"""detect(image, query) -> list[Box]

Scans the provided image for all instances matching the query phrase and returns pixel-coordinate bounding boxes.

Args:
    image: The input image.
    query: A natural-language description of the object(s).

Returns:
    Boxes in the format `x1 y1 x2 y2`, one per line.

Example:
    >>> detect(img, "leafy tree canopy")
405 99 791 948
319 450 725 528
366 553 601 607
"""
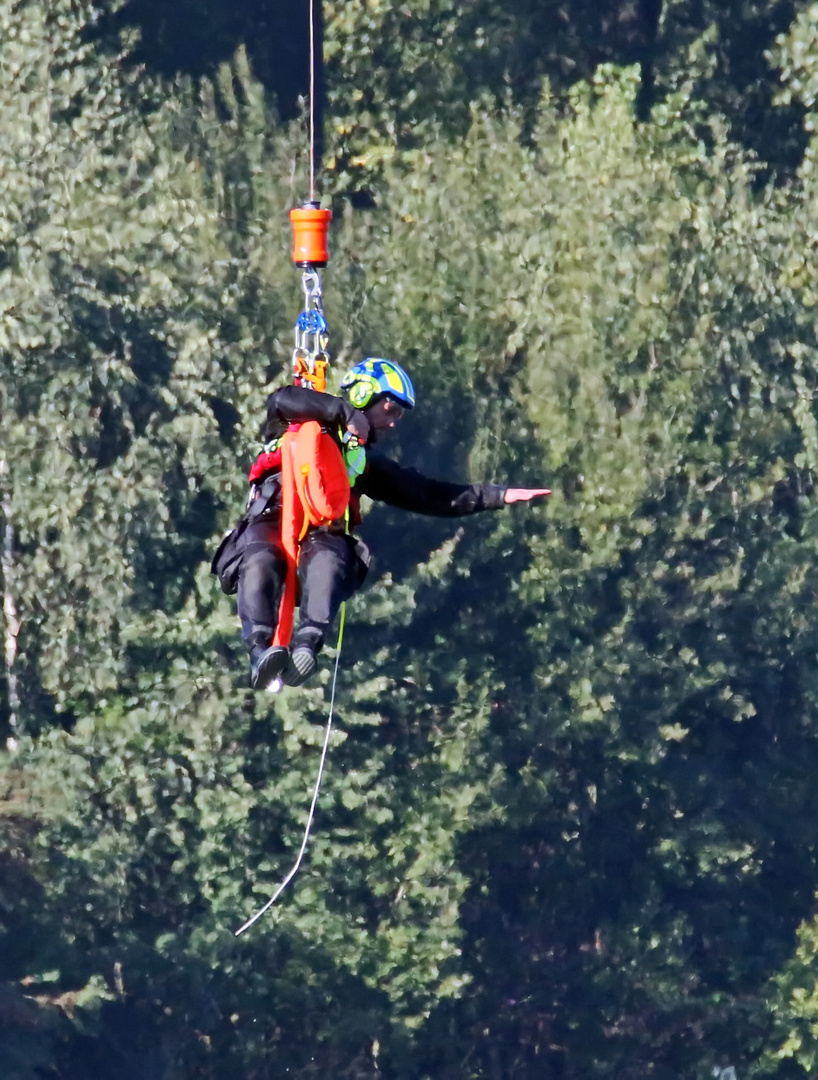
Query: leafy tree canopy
4 1 818 1078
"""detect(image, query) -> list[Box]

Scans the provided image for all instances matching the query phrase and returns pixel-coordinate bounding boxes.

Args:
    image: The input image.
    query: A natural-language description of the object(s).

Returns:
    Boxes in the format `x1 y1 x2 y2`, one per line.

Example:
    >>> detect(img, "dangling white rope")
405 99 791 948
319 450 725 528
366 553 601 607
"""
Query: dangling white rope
234 604 346 936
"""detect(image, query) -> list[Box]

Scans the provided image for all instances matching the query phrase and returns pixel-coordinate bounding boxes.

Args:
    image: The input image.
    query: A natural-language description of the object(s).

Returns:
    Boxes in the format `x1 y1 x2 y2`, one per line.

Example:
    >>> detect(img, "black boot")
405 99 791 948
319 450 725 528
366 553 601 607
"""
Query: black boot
282 627 323 687
250 644 289 690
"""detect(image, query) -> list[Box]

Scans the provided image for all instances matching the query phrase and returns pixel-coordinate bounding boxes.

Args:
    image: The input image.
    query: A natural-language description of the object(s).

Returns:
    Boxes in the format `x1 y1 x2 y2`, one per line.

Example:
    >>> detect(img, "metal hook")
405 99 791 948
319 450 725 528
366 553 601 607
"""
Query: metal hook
301 269 322 308
293 269 330 391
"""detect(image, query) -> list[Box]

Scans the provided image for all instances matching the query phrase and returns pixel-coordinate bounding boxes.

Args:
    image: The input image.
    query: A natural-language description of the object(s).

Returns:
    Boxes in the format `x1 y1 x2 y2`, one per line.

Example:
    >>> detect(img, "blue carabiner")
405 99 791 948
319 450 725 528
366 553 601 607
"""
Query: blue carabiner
296 310 328 335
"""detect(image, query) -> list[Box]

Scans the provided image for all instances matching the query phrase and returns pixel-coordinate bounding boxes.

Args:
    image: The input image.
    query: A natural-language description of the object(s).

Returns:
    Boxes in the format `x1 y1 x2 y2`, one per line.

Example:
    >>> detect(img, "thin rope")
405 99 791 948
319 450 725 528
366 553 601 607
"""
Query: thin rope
234 603 346 937
309 0 316 203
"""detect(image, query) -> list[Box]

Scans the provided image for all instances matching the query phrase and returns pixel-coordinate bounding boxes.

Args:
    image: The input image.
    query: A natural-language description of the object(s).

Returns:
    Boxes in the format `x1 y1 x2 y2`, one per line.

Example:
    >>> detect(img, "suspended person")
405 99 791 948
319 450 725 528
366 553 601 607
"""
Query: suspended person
214 358 550 690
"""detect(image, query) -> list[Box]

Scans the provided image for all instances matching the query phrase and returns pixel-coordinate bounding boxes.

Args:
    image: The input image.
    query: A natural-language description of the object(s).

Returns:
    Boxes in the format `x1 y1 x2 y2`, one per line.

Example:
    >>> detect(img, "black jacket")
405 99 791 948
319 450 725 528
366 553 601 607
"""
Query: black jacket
262 385 507 520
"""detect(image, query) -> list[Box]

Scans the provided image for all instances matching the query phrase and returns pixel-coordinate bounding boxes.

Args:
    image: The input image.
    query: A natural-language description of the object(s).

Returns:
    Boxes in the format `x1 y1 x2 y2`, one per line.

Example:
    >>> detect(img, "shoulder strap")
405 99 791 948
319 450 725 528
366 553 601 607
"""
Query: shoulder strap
246 473 280 522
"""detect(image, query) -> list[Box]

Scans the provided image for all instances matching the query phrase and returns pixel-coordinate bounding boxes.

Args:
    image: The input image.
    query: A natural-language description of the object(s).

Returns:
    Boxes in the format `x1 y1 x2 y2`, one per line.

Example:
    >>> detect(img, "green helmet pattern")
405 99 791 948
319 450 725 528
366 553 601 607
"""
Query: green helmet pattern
340 358 416 410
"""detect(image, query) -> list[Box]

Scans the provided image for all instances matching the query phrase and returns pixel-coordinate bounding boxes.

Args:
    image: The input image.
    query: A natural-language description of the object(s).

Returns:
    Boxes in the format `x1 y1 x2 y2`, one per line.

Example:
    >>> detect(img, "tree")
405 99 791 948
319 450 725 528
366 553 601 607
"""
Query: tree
6 2 818 1077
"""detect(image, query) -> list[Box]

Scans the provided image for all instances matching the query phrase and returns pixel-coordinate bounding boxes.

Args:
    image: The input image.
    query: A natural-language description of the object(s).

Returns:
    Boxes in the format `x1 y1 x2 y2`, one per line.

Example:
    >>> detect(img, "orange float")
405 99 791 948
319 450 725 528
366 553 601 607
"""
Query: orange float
289 202 332 268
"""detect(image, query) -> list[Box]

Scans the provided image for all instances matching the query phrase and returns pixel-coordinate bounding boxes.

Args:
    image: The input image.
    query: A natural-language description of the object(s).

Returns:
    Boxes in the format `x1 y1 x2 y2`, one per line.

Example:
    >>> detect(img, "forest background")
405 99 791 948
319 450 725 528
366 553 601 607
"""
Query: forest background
8 1 818 1077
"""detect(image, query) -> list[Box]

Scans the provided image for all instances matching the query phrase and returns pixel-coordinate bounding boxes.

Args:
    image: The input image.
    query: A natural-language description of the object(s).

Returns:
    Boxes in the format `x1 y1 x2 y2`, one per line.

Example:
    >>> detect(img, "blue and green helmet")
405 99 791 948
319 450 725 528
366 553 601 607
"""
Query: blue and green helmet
340 358 416 410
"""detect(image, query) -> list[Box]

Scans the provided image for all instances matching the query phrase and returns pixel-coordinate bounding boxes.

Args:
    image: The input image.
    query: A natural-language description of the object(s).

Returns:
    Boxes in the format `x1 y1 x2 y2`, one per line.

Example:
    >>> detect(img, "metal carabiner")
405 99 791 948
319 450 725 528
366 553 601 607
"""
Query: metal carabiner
292 268 331 392
301 269 323 311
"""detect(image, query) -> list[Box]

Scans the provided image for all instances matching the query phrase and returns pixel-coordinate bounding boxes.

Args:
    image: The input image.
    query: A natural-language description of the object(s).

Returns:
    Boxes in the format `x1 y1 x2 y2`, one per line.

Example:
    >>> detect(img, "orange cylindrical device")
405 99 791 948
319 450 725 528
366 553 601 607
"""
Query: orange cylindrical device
290 202 332 268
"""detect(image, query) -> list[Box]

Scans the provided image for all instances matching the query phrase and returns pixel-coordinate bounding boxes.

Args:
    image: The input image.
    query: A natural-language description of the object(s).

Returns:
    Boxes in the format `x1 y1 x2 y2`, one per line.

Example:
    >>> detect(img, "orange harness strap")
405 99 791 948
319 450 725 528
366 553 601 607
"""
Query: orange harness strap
272 430 304 649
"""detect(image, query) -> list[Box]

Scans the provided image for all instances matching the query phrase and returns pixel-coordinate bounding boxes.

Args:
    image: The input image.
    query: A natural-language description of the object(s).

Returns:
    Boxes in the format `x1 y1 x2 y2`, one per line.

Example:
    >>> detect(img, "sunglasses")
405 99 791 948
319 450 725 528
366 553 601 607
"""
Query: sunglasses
382 397 405 418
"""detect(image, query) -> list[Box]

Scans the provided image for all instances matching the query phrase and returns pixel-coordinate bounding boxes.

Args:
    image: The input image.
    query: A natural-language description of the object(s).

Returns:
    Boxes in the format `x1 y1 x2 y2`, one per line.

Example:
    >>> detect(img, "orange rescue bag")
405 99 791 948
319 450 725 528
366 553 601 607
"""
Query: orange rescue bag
292 421 350 528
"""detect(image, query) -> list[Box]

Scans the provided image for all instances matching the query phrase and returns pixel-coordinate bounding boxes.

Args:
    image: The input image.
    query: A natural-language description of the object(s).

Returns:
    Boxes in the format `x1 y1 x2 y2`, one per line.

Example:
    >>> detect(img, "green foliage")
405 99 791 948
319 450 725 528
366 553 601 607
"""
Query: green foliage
0 0 303 728
324 0 810 191
318 64 818 1077
652 0 807 175
6 2 818 1079
758 915 818 1076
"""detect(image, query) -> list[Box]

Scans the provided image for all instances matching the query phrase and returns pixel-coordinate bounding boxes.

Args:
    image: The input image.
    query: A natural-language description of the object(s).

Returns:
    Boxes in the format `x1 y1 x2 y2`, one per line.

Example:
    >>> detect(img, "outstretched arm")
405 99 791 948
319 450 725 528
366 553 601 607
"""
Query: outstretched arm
360 456 550 517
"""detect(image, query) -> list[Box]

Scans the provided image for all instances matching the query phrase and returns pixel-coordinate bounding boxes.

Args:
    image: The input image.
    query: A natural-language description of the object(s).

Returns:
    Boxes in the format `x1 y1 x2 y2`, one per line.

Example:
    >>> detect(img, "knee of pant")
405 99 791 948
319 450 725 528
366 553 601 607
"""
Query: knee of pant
299 546 357 593
241 545 284 587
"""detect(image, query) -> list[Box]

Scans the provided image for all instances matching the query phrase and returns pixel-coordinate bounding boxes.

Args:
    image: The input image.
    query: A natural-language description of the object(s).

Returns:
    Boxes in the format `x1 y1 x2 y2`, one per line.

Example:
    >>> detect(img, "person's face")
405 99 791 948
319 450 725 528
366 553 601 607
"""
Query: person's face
366 396 405 436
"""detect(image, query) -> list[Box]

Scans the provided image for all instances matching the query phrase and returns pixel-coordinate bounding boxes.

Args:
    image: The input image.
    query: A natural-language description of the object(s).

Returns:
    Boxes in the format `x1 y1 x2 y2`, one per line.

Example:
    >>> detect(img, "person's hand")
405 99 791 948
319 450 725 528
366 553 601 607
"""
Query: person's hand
504 488 551 504
346 410 370 443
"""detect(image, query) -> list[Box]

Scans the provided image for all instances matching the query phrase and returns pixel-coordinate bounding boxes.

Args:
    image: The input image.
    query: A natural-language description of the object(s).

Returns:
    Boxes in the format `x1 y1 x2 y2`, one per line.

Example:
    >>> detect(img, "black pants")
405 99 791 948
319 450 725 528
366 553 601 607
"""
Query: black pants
237 520 368 653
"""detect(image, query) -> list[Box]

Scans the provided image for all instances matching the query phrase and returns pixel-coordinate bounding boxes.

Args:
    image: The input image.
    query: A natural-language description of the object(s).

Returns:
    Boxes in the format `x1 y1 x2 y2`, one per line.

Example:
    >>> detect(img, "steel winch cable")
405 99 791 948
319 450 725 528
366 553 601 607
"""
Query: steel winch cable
309 0 317 203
